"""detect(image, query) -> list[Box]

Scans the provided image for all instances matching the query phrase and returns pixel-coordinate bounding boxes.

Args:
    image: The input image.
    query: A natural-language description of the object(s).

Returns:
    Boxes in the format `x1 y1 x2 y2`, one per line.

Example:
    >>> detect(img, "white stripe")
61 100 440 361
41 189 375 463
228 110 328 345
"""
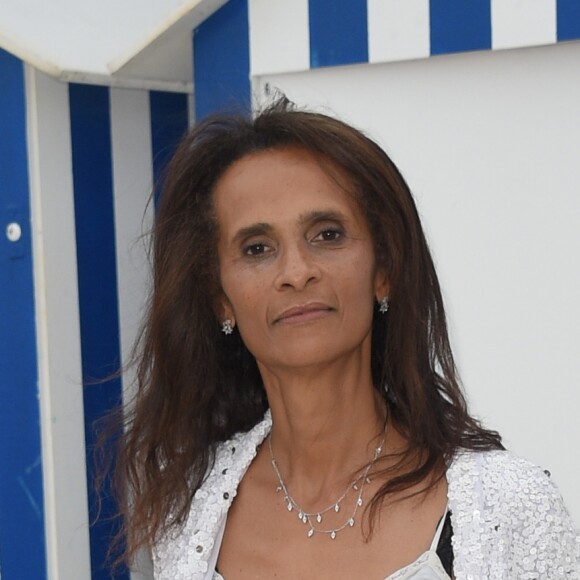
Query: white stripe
368 0 430 64
110 88 154 408
25 65 91 580
249 0 310 76
491 0 556 50
110 87 155 580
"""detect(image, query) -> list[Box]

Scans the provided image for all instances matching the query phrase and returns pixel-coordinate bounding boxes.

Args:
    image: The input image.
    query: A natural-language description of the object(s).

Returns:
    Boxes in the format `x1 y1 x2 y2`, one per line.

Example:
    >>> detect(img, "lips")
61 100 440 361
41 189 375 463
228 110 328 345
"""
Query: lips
274 302 333 325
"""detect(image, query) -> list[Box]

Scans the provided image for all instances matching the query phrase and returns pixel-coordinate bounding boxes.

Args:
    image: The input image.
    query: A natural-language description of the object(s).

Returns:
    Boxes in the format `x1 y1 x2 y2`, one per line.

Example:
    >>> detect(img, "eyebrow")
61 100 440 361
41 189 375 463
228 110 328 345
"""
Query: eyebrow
232 223 273 245
299 210 347 225
231 209 348 245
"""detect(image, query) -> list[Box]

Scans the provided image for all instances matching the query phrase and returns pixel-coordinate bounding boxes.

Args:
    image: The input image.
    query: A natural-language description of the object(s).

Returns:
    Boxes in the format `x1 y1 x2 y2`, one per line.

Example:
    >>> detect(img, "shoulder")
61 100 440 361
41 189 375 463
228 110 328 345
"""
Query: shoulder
449 449 576 515
153 412 272 580
449 448 554 493
448 449 580 578
448 448 577 528
209 411 273 497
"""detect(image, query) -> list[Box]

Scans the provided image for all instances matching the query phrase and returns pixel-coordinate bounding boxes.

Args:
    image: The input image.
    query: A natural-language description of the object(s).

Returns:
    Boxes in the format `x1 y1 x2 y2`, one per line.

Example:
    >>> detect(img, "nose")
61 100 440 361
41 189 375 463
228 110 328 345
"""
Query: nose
274 242 321 291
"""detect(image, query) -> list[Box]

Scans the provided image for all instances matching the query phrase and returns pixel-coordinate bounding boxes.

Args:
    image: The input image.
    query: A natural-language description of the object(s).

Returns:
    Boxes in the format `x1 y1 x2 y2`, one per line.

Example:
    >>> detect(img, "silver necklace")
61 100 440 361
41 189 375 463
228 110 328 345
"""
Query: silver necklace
268 428 387 540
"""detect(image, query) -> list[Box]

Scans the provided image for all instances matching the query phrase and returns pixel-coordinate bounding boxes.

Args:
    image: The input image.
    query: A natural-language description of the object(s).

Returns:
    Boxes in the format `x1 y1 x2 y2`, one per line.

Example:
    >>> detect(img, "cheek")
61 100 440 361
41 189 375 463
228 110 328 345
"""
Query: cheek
228 284 273 363
222 267 269 326
338 254 377 301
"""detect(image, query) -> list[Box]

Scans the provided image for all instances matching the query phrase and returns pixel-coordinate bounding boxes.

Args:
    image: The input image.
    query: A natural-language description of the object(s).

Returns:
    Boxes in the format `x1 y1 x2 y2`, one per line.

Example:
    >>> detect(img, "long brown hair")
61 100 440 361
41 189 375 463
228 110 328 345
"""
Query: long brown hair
113 98 502 564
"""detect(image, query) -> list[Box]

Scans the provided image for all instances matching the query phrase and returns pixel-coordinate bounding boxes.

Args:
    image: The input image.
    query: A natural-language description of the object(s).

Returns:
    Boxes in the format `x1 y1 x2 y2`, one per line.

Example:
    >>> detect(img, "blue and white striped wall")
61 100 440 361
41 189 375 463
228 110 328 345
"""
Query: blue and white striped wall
1 48 189 579
249 0 580 75
194 0 580 119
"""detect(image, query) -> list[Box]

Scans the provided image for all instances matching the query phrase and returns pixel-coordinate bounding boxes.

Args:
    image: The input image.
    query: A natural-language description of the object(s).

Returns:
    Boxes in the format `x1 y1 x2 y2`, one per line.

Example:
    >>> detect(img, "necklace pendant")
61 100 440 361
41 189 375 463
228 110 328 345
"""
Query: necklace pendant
269 422 389 545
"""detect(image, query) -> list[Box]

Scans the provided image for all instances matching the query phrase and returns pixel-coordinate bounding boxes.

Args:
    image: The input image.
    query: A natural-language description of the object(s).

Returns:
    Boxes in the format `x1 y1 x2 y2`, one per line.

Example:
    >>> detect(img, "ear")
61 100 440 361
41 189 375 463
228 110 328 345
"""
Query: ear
374 268 390 303
217 292 236 327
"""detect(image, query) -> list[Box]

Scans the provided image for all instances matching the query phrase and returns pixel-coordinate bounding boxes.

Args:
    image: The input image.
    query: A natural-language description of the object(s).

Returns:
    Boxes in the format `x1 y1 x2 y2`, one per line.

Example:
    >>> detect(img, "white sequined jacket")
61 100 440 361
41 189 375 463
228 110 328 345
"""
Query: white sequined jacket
153 411 580 579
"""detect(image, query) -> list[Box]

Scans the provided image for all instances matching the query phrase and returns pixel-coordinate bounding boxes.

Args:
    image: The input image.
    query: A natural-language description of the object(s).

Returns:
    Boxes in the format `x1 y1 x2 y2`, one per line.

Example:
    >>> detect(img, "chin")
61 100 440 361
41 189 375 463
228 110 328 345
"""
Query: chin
264 338 367 371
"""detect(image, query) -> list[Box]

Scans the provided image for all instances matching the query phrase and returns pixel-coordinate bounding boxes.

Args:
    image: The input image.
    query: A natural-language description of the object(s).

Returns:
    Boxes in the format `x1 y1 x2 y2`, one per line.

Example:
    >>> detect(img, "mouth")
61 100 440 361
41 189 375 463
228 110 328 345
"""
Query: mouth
274 303 334 325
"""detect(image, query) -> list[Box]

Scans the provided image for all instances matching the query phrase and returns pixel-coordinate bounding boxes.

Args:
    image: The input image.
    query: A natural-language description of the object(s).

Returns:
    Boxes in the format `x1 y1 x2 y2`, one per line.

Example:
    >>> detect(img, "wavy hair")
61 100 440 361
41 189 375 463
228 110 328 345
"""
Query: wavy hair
112 98 502 565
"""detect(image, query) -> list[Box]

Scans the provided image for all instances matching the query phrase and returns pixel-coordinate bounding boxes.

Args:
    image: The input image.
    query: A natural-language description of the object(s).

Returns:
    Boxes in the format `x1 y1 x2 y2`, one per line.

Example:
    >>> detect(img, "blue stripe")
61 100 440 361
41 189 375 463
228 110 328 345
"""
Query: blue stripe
150 90 189 205
557 0 580 41
430 0 492 55
0 48 47 580
309 0 368 68
193 0 250 120
69 84 128 580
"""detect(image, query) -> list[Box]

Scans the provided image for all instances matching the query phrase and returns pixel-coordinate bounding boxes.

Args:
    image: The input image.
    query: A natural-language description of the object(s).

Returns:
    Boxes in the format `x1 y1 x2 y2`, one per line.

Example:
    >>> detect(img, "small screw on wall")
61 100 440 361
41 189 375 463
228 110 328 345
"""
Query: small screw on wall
6 222 22 242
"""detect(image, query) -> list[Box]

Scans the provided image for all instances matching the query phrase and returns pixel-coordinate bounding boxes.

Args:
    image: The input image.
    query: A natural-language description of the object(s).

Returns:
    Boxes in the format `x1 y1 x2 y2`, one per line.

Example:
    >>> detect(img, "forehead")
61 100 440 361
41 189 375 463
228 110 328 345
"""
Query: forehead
212 148 365 233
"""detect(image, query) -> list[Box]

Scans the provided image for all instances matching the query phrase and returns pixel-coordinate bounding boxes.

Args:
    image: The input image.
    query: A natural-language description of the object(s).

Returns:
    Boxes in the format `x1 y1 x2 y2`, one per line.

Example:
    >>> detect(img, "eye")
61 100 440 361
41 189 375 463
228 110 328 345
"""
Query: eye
313 228 343 242
243 242 270 256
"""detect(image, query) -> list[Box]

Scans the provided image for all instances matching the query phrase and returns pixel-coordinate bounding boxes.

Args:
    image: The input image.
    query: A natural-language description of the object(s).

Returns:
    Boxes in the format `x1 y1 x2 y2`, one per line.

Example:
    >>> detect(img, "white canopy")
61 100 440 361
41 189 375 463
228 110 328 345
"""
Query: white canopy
0 0 228 90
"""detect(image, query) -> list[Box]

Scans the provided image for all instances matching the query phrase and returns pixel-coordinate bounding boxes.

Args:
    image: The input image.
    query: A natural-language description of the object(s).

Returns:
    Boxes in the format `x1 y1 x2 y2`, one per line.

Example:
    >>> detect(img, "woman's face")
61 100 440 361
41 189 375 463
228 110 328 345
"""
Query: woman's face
214 147 388 371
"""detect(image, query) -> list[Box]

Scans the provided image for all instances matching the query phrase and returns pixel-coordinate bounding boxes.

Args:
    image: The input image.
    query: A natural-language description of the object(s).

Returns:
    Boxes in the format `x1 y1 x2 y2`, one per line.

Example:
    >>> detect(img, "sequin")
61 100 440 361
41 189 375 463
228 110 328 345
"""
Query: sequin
447 450 580 579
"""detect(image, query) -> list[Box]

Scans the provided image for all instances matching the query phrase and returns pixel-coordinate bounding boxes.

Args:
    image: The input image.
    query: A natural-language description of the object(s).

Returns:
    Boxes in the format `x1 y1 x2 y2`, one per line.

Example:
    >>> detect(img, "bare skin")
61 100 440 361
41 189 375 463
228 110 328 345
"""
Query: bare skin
214 148 448 579
219 431 447 579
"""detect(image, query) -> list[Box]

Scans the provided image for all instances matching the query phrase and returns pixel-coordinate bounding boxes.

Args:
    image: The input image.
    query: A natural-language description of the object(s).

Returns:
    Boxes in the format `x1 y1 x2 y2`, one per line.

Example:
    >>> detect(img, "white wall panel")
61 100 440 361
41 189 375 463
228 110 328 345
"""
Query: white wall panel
255 41 580 524
492 0 556 50
110 86 155 580
26 66 91 580
249 0 310 76
368 0 430 63
110 87 154 402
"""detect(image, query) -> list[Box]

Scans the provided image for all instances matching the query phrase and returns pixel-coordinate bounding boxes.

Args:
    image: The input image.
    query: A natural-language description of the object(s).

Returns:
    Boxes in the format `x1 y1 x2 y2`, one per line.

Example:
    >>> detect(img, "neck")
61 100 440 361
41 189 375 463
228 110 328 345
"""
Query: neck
258 354 387 505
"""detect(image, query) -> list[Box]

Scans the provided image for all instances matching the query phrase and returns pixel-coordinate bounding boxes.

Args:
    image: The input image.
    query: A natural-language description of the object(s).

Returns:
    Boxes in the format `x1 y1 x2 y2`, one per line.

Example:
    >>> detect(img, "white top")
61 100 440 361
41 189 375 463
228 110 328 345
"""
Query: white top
153 411 580 579
212 508 451 580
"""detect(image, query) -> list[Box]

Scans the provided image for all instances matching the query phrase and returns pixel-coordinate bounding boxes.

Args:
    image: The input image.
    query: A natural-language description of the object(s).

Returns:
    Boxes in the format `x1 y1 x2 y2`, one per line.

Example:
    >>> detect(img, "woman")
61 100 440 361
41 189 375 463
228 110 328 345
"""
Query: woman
115 99 579 579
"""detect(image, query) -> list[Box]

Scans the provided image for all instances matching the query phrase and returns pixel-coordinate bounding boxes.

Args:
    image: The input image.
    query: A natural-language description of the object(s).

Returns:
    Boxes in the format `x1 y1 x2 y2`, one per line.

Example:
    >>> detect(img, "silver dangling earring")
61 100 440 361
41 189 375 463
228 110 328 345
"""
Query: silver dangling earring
221 319 234 335
379 296 389 313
